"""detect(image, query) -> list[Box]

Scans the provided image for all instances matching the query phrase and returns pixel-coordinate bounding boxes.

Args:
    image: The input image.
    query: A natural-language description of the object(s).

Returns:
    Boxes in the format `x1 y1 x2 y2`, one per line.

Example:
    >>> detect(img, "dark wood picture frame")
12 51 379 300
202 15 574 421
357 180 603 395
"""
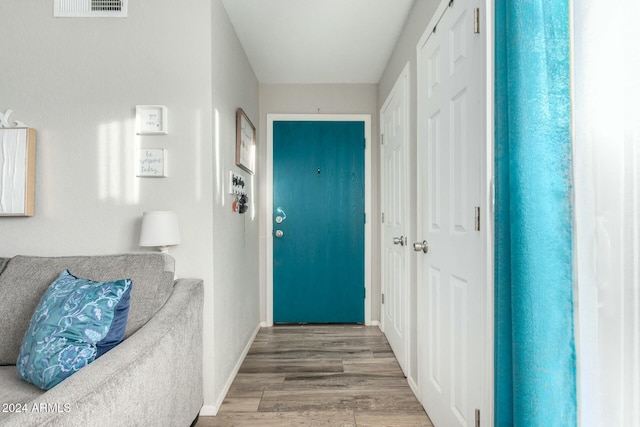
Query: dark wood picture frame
236 108 256 174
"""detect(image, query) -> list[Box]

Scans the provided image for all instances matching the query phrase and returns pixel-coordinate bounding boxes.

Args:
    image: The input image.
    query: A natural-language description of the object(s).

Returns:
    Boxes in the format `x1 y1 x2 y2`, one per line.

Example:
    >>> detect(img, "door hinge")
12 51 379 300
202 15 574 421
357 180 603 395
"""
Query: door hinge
475 206 480 231
364 213 367 224
364 138 367 149
475 409 480 427
381 212 385 223
382 293 385 304
381 134 384 145
474 8 480 34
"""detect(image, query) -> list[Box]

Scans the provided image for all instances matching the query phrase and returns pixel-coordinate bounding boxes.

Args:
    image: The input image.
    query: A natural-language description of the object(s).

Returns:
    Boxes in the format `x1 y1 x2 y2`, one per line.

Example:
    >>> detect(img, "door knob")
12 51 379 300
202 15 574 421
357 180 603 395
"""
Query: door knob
393 236 407 246
413 240 429 253
275 230 284 238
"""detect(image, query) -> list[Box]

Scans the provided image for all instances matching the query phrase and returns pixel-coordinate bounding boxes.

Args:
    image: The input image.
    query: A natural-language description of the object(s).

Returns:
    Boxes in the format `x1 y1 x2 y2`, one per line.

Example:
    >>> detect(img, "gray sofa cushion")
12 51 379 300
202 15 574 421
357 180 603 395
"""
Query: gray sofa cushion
0 366 43 408
0 253 175 365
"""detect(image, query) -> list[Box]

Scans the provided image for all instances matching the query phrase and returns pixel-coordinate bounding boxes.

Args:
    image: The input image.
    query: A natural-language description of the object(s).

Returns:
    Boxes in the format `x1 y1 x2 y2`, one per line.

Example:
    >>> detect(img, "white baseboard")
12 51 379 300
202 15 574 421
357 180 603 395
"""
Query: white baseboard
199 405 217 417
368 320 380 327
201 322 262 416
408 376 420 401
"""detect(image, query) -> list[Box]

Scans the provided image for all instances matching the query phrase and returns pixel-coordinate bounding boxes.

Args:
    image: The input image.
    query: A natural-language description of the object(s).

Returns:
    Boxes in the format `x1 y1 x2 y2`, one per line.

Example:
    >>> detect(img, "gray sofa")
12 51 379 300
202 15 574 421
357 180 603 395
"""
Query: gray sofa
0 253 203 427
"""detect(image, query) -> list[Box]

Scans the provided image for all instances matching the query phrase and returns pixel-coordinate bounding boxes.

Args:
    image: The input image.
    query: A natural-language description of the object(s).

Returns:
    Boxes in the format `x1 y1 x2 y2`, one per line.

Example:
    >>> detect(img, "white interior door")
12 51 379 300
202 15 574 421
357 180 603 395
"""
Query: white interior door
380 63 410 375
416 1 486 426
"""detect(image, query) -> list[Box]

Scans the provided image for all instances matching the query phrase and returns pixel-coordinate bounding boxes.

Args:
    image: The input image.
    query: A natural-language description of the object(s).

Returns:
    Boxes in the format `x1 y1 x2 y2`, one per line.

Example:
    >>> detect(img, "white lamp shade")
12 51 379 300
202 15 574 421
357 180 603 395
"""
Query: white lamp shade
139 211 181 250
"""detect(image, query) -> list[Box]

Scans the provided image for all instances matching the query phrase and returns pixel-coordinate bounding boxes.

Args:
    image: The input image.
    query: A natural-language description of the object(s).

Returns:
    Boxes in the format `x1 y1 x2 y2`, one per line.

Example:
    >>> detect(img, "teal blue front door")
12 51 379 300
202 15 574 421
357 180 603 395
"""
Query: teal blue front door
273 121 365 323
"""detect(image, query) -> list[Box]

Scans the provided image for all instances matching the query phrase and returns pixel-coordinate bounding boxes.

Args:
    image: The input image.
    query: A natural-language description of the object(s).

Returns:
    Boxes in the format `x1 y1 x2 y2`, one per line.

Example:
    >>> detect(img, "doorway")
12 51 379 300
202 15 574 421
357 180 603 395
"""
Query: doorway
266 114 373 326
272 120 365 323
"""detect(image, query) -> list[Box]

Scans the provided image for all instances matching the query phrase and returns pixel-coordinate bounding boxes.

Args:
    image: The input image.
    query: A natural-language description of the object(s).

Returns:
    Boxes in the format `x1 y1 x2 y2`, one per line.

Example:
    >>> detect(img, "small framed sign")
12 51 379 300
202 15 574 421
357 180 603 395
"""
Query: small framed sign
137 148 167 177
236 108 256 174
136 105 168 135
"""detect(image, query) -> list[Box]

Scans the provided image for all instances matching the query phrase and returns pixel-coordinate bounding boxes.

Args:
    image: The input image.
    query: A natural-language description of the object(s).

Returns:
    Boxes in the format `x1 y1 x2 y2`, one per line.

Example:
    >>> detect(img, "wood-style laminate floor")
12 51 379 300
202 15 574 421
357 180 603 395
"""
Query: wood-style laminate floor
196 325 433 427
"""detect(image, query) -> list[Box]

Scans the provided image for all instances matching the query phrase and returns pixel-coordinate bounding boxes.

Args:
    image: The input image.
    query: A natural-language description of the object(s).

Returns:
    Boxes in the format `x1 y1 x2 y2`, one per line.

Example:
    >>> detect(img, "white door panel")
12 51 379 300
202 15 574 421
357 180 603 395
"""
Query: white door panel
417 1 486 426
380 64 410 375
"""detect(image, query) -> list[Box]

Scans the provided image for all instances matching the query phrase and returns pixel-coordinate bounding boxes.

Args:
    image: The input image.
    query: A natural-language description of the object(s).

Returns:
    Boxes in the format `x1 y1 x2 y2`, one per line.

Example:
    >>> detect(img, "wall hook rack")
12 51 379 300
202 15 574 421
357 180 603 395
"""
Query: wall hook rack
228 170 249 214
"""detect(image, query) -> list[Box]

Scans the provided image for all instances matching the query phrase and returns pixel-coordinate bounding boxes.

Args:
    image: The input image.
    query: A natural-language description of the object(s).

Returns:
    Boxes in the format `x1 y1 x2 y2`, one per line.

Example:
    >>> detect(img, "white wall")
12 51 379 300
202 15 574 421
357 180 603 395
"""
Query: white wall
209 0 260 414
257 84 379 322
377 0 439 390
0 0 260 414
574 1 640 425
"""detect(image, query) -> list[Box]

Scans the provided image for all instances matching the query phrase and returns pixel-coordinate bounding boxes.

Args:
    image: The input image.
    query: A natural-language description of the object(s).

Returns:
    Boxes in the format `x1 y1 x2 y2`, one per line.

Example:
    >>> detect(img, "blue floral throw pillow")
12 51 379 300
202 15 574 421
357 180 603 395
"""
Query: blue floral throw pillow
17 270 132 390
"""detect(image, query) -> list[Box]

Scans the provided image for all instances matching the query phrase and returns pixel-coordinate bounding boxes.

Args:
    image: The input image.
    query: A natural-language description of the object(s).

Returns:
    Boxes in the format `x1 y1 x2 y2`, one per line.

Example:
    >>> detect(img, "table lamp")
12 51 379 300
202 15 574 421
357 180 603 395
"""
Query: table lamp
139 211 181 253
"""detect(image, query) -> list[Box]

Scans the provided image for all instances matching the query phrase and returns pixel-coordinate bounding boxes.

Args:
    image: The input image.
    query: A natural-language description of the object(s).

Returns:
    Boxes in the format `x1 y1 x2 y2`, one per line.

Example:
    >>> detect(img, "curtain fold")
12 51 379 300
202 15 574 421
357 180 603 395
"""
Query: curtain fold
495 1 577 426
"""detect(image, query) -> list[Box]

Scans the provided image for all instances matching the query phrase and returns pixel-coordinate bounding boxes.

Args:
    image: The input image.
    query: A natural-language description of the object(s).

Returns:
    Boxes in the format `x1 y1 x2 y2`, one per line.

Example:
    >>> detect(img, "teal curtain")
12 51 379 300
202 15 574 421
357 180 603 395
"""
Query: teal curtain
495 1 577 426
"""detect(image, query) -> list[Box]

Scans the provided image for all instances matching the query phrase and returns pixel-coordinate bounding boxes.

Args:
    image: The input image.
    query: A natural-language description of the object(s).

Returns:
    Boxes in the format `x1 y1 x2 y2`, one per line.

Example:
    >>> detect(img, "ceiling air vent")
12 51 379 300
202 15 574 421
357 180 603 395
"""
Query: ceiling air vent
54 0 128 18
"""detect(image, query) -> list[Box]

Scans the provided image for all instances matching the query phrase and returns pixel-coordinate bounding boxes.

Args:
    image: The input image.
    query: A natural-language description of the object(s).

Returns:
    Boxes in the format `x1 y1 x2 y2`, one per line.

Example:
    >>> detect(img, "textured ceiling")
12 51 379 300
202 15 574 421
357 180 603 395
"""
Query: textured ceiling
221 0 415 84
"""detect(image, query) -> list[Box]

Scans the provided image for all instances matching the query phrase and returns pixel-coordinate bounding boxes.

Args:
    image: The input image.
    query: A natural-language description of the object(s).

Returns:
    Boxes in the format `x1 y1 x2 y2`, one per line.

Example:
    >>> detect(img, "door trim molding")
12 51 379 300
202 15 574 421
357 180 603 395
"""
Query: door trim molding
265 114 372 326
484 1 495 424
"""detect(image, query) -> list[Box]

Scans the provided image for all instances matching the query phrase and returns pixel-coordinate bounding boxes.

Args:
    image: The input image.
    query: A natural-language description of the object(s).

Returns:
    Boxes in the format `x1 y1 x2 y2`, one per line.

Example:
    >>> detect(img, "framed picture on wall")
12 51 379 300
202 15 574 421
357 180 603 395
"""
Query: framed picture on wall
236 108 256 174
136 105 168 135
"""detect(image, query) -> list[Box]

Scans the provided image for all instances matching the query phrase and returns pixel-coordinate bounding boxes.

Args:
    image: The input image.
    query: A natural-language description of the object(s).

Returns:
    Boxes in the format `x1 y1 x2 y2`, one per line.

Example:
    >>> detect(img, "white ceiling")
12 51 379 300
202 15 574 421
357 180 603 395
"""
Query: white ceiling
221 0 415 84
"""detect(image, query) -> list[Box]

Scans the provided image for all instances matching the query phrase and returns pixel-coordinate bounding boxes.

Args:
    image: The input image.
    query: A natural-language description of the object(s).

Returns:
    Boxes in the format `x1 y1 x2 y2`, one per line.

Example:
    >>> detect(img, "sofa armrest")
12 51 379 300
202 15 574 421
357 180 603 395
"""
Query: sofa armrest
2 278 204 427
